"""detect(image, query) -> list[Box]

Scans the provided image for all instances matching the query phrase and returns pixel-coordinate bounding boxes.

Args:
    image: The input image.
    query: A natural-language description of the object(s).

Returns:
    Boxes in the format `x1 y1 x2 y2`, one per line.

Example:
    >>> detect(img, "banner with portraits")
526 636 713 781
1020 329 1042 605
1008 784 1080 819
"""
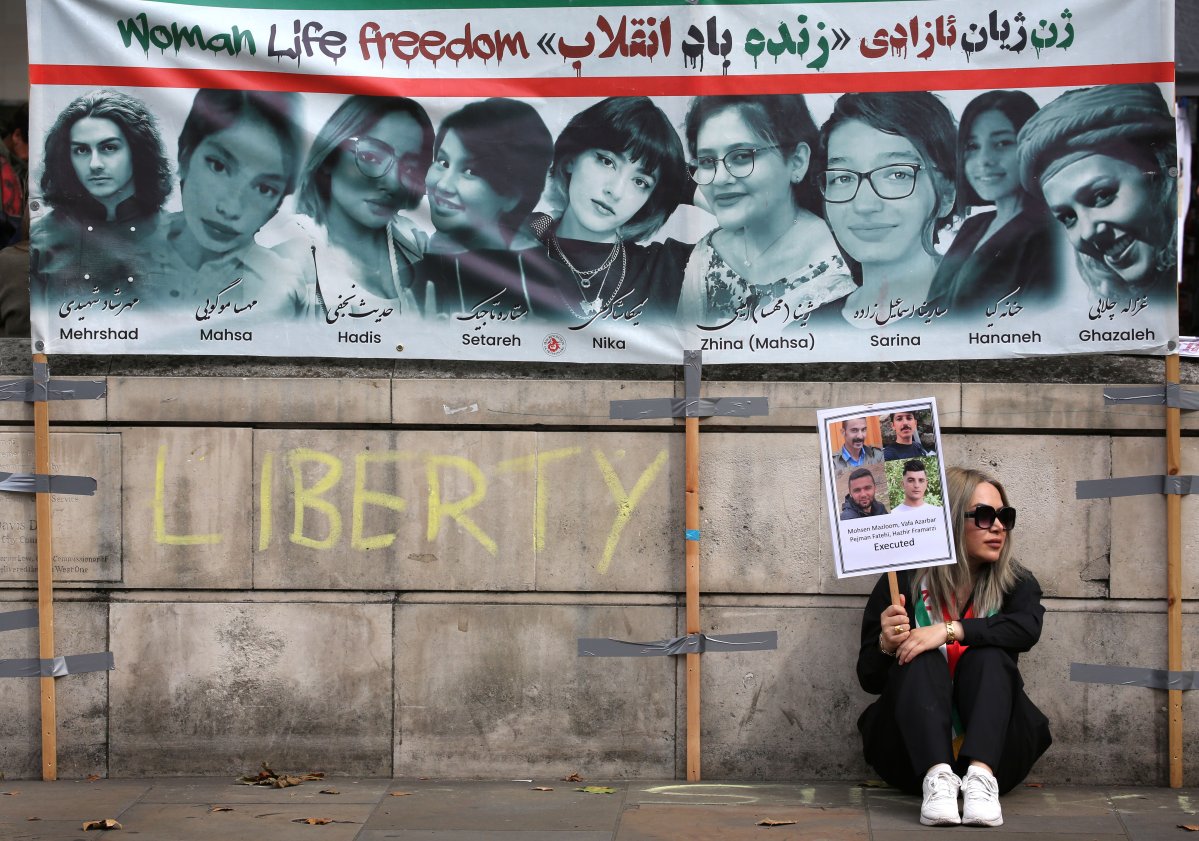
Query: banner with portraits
26 0 1177 363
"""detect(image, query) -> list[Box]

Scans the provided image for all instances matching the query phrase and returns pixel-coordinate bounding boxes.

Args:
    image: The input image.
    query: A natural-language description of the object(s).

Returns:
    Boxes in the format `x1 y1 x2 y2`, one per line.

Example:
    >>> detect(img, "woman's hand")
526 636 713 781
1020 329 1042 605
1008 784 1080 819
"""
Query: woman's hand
879 595 909 655
897 623 949 665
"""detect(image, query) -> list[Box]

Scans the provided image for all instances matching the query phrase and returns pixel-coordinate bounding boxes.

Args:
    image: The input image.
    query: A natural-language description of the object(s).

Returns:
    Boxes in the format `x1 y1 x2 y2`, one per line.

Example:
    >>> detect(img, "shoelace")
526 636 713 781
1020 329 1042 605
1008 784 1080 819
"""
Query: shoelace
930 771 959 798
963 772 997 801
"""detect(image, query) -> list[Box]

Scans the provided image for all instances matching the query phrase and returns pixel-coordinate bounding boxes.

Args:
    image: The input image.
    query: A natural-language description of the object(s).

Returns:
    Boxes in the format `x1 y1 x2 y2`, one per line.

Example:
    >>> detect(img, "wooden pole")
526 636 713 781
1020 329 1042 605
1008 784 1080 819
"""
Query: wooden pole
1165 353 1182 787
887 571 901 606
32 353 57 781
684 414 701 781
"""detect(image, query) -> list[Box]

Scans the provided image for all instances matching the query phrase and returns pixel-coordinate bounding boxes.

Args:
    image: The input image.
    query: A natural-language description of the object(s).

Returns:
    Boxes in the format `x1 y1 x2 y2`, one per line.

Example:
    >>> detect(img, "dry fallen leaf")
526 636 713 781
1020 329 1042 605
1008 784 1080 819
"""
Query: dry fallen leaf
531 787 554 792
1024 782 1044 788
209 806 233 813
757 818 798 826
86 774 101 783
81 818 122 830
27 817 40 822
319 788 340 795
563 773 584 782
1178 825 1199 832
293 817 333 825
575 786 616 795
2 791 19 796
389 791 414 797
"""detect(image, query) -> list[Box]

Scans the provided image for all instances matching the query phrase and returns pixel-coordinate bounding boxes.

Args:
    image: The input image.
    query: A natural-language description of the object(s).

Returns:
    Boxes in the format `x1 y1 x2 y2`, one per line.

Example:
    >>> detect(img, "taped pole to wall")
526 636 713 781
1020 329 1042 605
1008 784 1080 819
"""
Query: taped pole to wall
1165 353 1184 788
32 353 57 781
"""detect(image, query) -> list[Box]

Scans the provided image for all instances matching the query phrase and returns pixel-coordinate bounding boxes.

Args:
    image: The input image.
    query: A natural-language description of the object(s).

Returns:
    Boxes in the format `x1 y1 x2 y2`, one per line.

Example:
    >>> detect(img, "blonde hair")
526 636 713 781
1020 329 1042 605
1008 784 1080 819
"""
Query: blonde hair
913 466 1021 617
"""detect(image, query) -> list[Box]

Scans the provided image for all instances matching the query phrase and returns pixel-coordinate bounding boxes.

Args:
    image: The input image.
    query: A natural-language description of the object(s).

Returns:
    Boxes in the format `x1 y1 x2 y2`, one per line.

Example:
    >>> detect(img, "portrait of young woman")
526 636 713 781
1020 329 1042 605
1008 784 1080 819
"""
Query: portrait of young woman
926 90 1067 316
414 97 556 317
287 95 434 320
857 466 1051 828
529 95 692 322
144 89 310 320
30 89 172 309
1018 83 1177 304
813 92 958 328
676 94 854 328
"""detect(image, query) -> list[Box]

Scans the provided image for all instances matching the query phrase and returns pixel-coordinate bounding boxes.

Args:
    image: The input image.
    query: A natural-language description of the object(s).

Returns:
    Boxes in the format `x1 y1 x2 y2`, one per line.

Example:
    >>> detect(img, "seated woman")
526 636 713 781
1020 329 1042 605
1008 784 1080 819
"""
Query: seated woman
927 90 1065 316
30 89 172 315
289 95 434 321
144 89 309 320
530 96 691 322
677 94 853 328
415 98 556 319
1018 83 1177 306
857 466 1051 827
813 92 957 328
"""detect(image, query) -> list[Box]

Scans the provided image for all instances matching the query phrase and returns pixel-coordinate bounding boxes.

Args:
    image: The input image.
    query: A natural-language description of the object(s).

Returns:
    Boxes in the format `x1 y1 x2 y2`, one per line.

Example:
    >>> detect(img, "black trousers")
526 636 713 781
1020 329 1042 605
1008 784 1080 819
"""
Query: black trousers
858 647 1051 795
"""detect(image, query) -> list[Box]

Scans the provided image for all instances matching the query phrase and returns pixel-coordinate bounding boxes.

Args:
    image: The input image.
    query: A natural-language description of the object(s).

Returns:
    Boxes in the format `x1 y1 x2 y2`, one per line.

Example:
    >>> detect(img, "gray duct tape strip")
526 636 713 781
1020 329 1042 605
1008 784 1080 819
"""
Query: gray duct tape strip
610 396 769 420
32 362 49 404
1076 474 1197 499
0 608 39 632
0 472 98 496
1103 384 1199 410
1071 662 1199 691
578 630 778 657
0 651 115 678
0 378 107 402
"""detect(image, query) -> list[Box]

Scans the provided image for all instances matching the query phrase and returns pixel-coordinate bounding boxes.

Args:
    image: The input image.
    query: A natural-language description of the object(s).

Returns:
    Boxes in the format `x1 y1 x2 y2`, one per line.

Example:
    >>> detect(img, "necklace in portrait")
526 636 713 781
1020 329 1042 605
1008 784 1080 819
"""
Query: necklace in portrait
548 231 628 318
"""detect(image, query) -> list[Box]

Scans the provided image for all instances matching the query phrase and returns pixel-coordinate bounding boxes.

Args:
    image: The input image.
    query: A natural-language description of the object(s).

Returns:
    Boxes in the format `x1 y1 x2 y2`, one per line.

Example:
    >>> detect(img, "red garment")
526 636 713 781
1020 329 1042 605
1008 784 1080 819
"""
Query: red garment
942 602 976 677
0 156 22 219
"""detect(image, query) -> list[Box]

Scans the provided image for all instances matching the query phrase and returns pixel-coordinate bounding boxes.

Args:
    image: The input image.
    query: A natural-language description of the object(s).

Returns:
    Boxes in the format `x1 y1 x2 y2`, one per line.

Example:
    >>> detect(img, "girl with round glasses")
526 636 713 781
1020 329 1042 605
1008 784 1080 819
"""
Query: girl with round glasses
814 92 957 328
285 95 435 320
926 91 1064 316
31 89 172 313
858 466 1050 828
528 96 691 321
677 95 853 327
1018 83 1177 303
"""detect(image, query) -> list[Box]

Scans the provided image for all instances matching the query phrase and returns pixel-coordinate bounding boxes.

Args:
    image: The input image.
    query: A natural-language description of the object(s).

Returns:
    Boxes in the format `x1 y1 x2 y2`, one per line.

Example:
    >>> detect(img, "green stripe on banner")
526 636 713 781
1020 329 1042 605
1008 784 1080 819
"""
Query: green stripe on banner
138 0 926 9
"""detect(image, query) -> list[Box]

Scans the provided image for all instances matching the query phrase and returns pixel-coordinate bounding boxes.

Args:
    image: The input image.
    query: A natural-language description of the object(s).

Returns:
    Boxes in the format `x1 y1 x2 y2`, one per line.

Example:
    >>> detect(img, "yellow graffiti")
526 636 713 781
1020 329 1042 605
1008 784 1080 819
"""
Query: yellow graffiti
592 447 668 574
425 455 496 555
352 451 412 551
153 444 222 545
289 448 343 549
258 451 273 551
496 446 582 551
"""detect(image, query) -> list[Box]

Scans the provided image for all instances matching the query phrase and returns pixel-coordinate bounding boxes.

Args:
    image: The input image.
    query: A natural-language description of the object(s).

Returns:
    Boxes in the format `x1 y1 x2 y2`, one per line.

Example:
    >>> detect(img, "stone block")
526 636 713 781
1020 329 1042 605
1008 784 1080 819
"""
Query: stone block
107 376 391 424
1025 606 1199 786
394 600 676 778
682 603 871 780
960 382 1183 432
1110 436 1198 599
827 383 962 430
0 599 109 778
253 429 538 590
0 432 121 584
954 435 1110 598
109 601 392 776
696 433 822 594
121 427 253 589
533 432 680 593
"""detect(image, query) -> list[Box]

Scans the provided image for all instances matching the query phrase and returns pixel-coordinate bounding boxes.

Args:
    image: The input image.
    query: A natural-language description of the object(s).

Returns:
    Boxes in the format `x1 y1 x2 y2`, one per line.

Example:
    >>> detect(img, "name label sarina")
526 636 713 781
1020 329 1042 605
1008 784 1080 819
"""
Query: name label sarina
60 327 139 340
200 329 252 341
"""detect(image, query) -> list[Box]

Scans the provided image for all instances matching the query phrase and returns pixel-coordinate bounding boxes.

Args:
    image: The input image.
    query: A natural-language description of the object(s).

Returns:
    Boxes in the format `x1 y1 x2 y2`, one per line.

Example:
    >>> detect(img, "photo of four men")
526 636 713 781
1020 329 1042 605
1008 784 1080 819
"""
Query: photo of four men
835 408 941 521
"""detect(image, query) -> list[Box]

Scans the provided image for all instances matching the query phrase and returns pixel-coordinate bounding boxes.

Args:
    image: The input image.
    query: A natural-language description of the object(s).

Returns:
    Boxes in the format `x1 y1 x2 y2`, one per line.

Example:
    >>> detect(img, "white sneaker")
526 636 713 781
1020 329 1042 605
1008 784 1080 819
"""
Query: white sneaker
961 766 1003 827
920 764 962 826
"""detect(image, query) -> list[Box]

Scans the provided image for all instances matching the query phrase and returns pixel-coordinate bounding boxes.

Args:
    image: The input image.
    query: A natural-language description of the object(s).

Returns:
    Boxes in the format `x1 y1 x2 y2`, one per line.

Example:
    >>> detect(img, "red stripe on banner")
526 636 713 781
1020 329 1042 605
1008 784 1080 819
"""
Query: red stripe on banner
29 62 1174 96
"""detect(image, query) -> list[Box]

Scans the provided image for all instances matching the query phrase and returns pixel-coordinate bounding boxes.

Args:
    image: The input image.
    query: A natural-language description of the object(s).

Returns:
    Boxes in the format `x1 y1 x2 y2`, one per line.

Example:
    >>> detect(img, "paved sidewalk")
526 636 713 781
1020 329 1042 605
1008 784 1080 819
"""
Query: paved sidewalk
0 777 1196 840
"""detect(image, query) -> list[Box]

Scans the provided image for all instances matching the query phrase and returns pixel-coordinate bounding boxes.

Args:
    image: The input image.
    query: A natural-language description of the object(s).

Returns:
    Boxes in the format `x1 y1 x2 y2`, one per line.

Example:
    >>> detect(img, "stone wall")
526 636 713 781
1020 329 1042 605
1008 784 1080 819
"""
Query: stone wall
0 344 1195 784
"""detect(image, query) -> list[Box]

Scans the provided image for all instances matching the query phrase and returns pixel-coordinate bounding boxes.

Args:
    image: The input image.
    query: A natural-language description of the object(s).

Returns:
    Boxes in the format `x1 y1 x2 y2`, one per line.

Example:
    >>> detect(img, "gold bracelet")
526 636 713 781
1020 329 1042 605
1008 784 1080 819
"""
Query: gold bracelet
879 631 896 657
945 621 956 644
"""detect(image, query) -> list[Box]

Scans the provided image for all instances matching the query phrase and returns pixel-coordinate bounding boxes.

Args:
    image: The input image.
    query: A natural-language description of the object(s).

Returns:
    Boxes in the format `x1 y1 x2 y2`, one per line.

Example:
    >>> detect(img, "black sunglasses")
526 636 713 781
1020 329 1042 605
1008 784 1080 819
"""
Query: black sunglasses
964 505 1016 531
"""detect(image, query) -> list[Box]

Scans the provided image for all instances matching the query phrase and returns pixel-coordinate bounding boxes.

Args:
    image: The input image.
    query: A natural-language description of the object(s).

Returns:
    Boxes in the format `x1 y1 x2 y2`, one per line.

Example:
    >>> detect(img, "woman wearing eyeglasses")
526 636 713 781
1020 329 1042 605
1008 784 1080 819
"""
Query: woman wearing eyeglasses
287 95 435 320
676 95 854 327
857 467 1051 828
813 92 957 327
926 91 1065 316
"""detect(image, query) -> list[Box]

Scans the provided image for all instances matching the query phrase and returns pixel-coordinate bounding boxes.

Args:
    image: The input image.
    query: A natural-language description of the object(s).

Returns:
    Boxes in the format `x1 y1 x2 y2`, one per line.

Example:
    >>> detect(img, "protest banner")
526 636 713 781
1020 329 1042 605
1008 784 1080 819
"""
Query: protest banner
26 0 1177 362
